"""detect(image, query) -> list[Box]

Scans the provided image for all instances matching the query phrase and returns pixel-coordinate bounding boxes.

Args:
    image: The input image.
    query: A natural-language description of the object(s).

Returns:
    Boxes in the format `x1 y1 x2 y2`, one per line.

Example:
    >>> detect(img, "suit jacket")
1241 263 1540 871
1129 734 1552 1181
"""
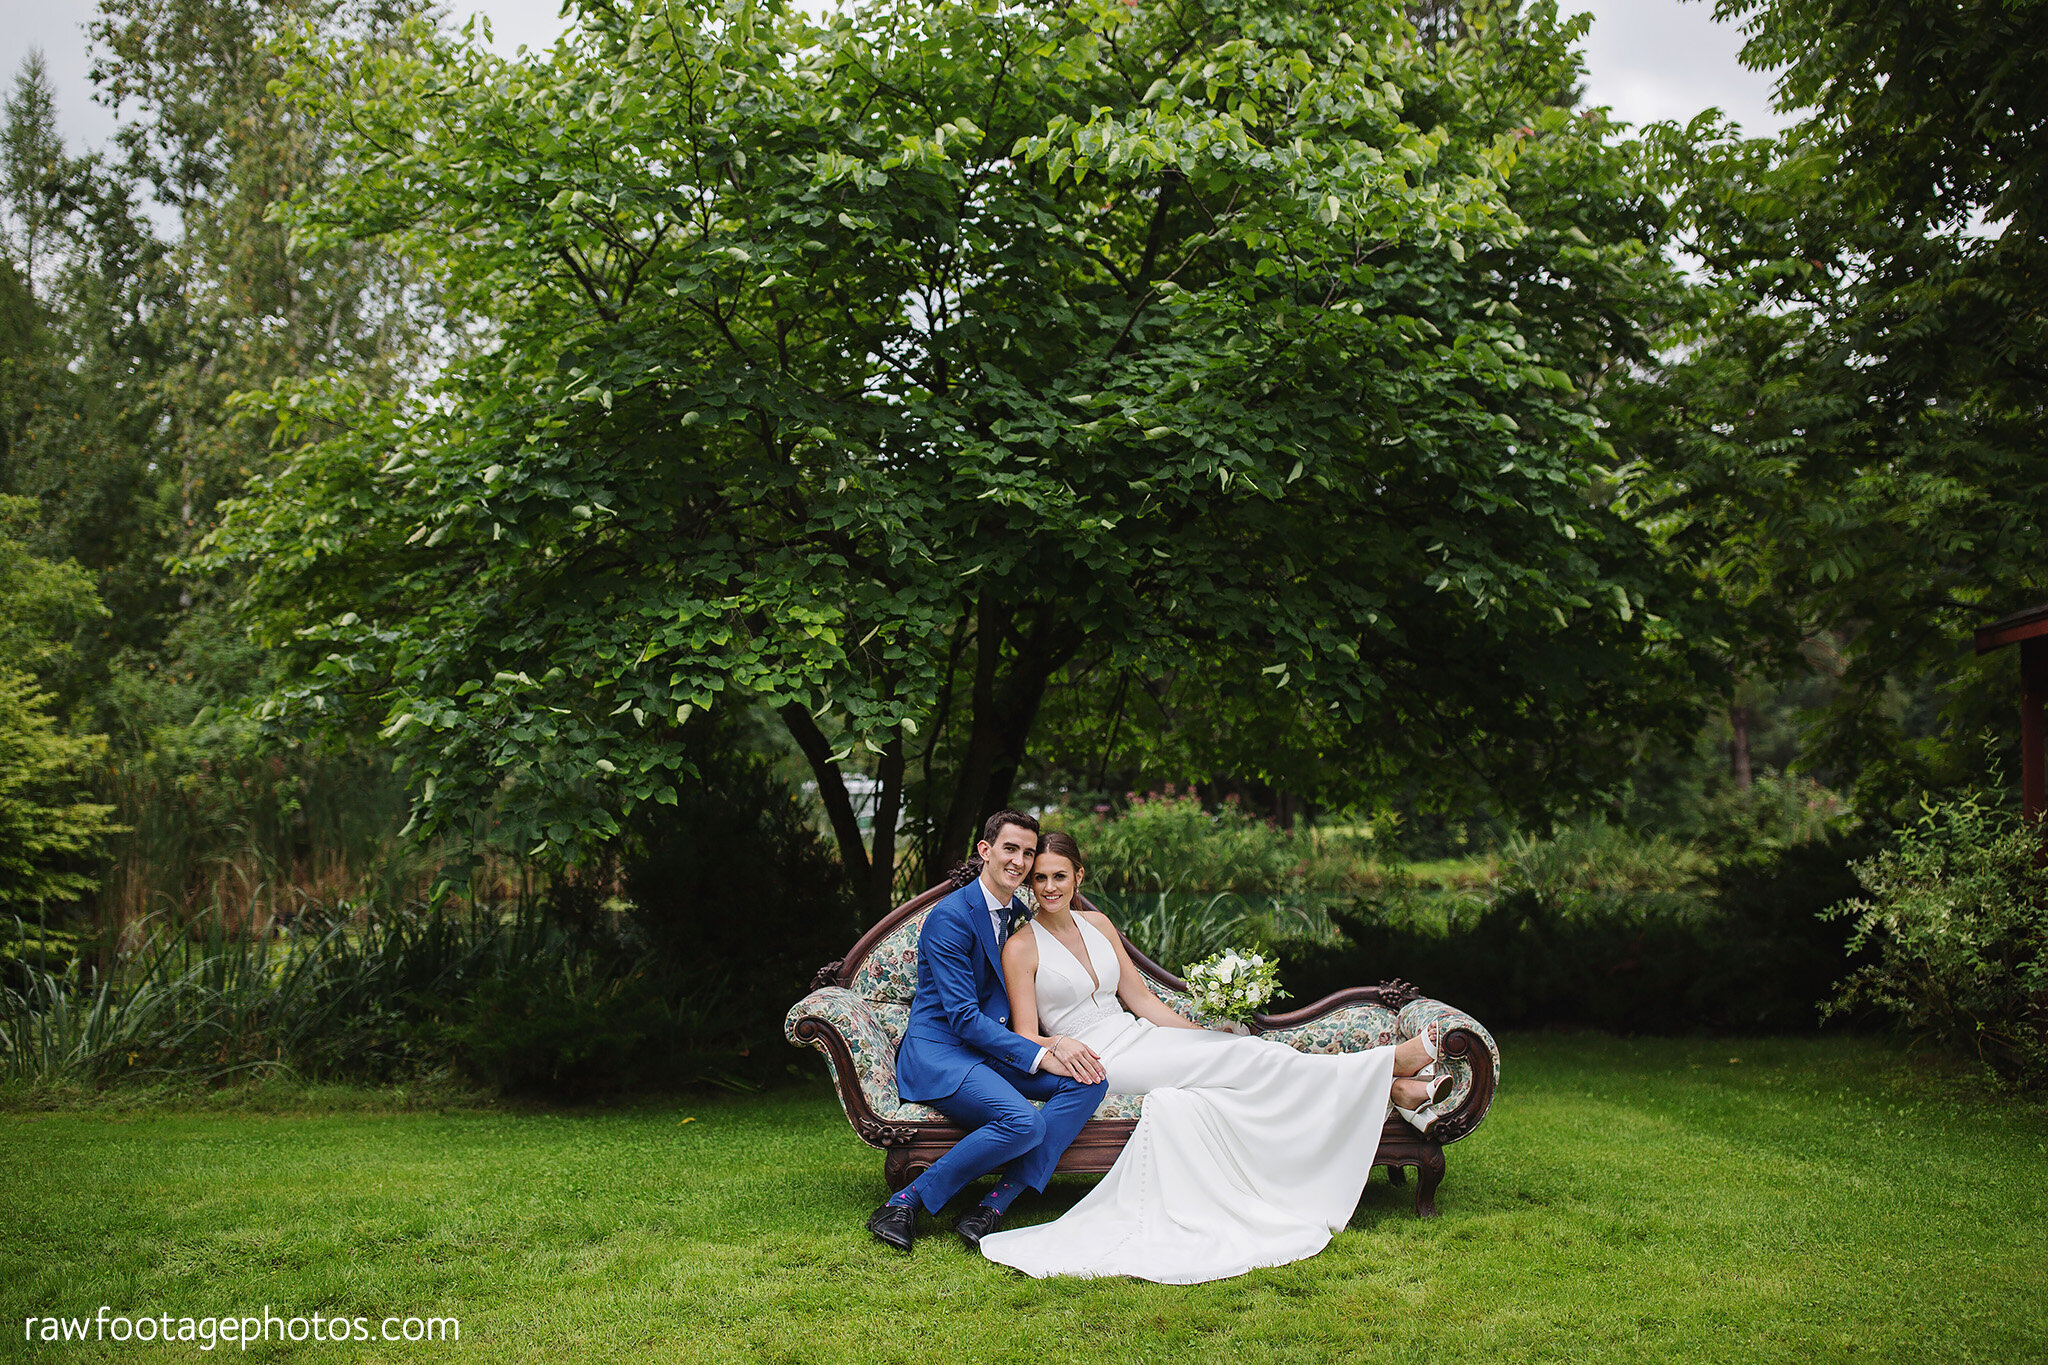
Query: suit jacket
895 880 1043 1103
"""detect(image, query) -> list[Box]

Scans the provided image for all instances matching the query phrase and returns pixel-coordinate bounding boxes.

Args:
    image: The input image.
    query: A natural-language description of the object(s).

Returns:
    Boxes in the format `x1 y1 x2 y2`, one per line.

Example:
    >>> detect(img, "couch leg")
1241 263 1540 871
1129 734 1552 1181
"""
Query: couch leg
1415 1145 1444 1218
884 1149 913 1192
1386 1163 1406 1186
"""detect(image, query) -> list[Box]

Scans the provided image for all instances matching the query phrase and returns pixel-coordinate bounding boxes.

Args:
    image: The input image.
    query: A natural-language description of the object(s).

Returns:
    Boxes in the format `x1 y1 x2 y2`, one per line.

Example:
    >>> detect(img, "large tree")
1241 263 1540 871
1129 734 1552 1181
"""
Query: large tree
1 3 444 742
209 0 1713 912
1615 0 2048 807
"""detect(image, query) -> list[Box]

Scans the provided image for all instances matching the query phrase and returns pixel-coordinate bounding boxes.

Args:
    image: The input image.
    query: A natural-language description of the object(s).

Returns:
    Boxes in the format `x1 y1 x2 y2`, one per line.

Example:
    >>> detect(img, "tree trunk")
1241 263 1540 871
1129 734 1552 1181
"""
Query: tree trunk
779 702 872 890
789 608 1080 904
932 606 1075 872
981 659 1058 820
867 737 906 918
1274 790 1298 830
780 706 914 918
937 600 1010 867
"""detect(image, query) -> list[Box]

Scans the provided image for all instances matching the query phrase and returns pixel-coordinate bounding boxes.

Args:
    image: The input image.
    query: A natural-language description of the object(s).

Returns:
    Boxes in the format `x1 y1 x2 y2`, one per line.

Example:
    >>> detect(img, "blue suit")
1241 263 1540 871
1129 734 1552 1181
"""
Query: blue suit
894 881 1106 1213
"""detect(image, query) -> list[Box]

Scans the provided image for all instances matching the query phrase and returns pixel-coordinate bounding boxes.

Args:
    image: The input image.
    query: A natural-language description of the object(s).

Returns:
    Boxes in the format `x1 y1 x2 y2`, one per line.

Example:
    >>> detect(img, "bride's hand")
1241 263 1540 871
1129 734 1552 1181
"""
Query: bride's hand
1052 1035 1104 1066
1046 1035 1106 1085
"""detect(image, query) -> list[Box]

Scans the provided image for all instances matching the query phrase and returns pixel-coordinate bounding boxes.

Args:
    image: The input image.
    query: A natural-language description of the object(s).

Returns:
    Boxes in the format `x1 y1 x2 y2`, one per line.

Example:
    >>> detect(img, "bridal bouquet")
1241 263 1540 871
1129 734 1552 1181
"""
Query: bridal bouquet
1181 948 1287 1022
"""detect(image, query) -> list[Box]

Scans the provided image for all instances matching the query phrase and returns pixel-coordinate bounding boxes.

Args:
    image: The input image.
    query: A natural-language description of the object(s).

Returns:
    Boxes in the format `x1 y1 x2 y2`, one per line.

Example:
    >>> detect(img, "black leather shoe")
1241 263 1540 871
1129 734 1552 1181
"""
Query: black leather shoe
954 1204 1003 1250
866 1201 916 1252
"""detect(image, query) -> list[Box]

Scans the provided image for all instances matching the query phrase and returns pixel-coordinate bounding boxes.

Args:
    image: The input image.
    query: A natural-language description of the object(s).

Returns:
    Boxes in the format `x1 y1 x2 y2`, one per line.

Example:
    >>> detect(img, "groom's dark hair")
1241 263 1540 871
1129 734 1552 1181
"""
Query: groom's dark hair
980 809 1040 847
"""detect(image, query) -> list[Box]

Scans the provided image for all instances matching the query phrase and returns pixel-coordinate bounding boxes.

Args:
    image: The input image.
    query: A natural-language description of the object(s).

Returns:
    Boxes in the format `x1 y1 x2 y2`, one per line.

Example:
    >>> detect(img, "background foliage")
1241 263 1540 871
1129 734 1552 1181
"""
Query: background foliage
0 0 2043 1095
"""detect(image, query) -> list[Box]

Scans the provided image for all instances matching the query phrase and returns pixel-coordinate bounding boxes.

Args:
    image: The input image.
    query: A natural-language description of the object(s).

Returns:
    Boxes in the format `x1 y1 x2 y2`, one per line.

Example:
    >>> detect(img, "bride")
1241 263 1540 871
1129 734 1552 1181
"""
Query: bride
976 831 1449 1284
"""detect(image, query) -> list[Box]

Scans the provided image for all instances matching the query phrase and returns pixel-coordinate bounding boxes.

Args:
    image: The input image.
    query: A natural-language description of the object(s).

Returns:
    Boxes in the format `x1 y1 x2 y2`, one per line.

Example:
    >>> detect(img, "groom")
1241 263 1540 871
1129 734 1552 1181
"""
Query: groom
866 810 1109 1252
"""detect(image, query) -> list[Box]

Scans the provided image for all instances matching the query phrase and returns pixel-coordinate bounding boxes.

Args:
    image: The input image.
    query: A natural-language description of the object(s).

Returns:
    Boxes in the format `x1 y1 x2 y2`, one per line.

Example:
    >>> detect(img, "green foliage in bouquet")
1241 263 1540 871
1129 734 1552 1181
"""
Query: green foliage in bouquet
1823 790 2048 1090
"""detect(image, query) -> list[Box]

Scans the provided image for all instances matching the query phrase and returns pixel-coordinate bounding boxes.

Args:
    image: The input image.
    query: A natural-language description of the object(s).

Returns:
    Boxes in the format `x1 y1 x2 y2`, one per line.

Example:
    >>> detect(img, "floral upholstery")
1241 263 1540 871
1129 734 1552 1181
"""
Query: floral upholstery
869 1001 910 1048
785 925 1498 1141
847 910 927 1005
1397 999 1499 1122
1259 1004 1402 1054
1094 1092 1147 1120
784 987 944 1123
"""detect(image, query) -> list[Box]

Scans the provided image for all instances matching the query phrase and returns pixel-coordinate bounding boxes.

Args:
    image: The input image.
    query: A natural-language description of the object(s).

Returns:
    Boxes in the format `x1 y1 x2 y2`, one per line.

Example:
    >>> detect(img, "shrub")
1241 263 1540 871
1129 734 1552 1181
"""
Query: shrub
0 500 104 710
1697 827 1878 1032
0 670 121 916
1045 793 1365 971
0 720 856 1096
1698 771 1856 860
620 728 856 1056
1289 885 1715 1031
1285 818 1877 1035
1823 791 2048 1089
429 923 730 1097
97 740 420 927
0 918 89 994
1495 818 1709 904
1046 791 1373 896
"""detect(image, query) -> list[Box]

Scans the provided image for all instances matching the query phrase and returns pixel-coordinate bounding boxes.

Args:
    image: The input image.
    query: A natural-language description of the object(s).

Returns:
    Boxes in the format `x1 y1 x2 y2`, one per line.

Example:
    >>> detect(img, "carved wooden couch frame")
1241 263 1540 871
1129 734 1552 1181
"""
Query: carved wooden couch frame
785 881 1500 1217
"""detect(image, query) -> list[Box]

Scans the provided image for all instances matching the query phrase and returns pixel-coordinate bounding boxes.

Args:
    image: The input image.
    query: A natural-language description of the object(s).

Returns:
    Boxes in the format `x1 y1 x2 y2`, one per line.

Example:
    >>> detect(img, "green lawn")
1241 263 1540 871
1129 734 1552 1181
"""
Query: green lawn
3 1034 2044 1363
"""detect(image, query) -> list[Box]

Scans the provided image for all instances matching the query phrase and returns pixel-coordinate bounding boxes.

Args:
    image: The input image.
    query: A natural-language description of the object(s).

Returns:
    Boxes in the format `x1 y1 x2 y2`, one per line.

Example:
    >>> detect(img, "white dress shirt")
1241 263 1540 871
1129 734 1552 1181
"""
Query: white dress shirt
977 875 1048 1074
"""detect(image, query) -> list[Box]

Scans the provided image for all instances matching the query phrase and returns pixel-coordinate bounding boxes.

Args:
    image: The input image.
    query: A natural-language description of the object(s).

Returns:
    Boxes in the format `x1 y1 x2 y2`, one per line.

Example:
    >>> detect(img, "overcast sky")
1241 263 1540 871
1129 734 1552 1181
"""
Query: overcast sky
4 0 1790 169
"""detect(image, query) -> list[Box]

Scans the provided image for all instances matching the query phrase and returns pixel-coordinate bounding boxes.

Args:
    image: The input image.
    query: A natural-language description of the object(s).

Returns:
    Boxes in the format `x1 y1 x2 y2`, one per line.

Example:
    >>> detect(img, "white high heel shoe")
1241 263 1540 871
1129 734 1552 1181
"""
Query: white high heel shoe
1403 1029 1441 1081
1393 1072 1453 1137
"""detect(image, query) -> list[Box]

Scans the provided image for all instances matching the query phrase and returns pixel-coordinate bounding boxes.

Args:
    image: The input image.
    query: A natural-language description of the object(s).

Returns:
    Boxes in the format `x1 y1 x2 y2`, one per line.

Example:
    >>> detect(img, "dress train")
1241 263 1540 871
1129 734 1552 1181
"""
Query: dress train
977 916 1398 1283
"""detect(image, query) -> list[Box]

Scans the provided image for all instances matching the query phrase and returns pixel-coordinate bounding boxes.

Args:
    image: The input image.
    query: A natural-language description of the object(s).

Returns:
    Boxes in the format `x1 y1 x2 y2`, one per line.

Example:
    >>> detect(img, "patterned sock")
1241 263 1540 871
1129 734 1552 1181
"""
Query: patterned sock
887 1185 923 1212
979 1177 1027 1213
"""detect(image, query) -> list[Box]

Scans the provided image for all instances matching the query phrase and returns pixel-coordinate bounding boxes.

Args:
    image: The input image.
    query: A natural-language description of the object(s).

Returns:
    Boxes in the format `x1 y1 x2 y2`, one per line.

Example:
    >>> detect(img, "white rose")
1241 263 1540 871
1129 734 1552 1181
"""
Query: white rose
1218 958 1237 983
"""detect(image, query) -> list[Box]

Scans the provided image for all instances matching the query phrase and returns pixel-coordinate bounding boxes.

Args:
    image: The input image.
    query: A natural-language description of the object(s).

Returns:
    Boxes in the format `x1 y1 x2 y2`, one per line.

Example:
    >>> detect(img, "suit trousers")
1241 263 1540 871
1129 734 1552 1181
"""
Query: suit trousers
912 1062 1107 1214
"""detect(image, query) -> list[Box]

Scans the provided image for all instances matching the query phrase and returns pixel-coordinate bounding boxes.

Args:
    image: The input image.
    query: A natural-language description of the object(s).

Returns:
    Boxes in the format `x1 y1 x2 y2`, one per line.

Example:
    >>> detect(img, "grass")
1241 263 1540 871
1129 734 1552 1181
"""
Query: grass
2 1034 2044 1363
1386 856 1496 889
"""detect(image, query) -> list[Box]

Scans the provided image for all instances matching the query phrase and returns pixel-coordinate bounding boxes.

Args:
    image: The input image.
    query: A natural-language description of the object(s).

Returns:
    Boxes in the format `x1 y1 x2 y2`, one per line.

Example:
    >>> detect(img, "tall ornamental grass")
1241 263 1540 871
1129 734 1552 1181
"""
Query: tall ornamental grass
0 906 736 1094
1088 891 1351 977
98 748 430 930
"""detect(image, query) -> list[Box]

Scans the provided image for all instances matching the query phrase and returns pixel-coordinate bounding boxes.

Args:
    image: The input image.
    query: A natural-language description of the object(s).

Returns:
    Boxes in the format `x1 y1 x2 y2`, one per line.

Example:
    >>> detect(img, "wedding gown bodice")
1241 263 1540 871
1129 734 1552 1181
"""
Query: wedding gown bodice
1028 915 1134 1043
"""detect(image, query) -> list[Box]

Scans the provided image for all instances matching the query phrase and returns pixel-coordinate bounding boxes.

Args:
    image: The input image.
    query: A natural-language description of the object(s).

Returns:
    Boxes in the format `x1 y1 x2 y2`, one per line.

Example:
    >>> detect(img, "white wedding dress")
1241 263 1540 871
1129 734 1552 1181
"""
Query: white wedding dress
977 915 1399 1284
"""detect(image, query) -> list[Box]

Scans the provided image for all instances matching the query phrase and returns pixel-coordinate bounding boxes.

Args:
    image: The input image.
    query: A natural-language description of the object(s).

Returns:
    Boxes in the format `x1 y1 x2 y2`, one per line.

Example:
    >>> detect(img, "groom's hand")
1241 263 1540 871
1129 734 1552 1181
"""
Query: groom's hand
1042 1041 1107 1086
